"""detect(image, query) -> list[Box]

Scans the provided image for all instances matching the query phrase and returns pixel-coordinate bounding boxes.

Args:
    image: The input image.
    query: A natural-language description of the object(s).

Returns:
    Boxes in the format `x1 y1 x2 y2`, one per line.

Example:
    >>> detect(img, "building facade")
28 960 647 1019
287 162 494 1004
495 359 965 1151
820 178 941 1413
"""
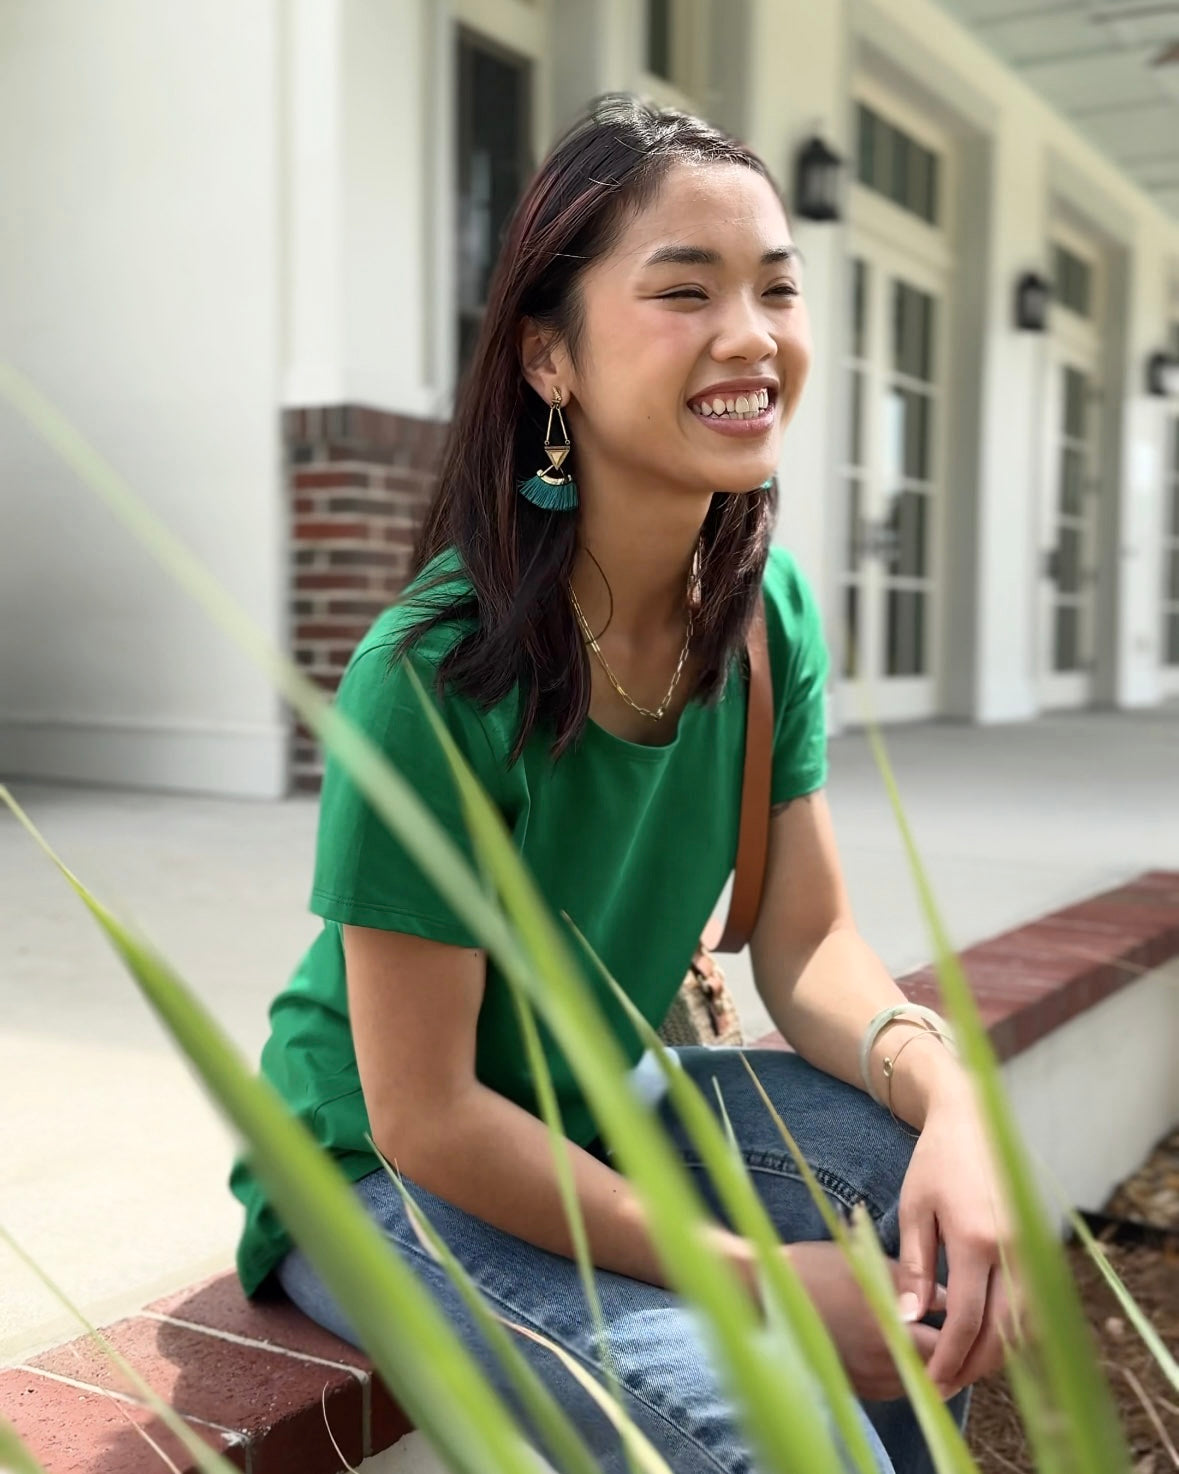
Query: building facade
2 0 1177 798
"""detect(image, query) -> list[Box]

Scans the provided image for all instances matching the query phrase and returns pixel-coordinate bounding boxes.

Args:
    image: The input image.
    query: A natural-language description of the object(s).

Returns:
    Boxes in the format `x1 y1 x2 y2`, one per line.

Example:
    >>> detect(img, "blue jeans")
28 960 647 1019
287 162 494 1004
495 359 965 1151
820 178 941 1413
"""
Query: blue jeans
278 1048 970 1473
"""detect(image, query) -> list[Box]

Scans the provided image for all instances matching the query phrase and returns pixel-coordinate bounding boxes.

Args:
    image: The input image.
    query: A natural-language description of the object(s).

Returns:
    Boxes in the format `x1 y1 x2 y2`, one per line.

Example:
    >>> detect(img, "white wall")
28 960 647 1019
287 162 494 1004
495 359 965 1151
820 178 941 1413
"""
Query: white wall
0 0 286 798
283 0 440 418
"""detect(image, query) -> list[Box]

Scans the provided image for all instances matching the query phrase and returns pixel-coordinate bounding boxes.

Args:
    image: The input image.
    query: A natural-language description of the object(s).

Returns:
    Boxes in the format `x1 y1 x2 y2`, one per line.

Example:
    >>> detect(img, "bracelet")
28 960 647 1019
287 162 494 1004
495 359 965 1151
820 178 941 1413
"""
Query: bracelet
859 1004 953 1105
883 1028 955 1138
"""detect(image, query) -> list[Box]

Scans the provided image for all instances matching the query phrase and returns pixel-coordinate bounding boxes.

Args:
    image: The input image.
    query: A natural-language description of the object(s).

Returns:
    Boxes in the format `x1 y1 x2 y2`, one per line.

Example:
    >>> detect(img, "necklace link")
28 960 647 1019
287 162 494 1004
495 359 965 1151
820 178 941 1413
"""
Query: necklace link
569 585 693 722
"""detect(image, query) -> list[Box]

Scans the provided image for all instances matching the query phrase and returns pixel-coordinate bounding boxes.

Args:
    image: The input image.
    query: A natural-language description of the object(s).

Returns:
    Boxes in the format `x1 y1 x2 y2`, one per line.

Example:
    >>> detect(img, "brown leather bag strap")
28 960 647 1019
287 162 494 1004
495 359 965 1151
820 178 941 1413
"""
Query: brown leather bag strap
715 596 773 953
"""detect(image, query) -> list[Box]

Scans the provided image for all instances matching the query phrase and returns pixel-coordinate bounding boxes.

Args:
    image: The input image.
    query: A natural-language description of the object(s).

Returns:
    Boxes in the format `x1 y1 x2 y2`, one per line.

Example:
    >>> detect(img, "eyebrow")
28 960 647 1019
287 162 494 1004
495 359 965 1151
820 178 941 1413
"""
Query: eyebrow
642 244 804 269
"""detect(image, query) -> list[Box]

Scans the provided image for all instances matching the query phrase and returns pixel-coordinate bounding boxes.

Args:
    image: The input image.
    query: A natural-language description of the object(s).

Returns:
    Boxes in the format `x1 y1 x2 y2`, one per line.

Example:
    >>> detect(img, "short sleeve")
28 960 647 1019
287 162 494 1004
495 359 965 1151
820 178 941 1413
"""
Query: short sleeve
309 643 489 945
763 548 830 805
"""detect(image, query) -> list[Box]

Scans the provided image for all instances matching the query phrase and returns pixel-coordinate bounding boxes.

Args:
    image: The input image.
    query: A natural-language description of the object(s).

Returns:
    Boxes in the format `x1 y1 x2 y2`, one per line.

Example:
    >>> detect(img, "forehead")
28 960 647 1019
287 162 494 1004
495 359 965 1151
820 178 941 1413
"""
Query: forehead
607 161 792 272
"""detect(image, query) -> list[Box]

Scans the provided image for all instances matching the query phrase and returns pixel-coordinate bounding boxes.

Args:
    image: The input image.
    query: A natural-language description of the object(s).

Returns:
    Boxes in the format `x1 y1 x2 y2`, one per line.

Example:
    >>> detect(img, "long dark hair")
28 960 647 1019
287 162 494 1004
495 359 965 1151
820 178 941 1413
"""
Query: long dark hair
405 93 779 761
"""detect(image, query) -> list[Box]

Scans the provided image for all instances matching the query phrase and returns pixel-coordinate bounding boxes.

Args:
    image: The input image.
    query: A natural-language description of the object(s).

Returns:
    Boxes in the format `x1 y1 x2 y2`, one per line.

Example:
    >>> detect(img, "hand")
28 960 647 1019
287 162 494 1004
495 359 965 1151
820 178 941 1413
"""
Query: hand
895 1089 1023 1400
788 1241 948 1401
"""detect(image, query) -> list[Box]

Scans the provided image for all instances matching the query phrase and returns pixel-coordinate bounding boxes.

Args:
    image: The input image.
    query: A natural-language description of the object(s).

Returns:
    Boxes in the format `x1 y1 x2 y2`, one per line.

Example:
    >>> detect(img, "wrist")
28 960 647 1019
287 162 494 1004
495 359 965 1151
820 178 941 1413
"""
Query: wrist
874 1022 967 1129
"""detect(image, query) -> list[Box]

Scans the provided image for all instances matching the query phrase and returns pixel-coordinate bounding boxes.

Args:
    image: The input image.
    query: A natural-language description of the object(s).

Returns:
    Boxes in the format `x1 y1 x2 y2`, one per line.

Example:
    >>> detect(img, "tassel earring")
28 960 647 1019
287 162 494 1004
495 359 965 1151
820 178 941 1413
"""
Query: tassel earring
518 388 578 511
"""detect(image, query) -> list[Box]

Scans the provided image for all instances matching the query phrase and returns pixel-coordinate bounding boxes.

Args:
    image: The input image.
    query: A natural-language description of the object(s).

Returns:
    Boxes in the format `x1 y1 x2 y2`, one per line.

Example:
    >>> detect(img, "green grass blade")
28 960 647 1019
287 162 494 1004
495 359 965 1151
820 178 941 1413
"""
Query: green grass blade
407 678 852 1474
0 1419 49 1474
0 1228 239 1474
503 985 641 1474
865 726 1131 1474
1066 1210 1179 1393
564 921 884 1474
2 374 848 1473
843 1208 983 1474
379 1161 612 1474
0 790 555 1474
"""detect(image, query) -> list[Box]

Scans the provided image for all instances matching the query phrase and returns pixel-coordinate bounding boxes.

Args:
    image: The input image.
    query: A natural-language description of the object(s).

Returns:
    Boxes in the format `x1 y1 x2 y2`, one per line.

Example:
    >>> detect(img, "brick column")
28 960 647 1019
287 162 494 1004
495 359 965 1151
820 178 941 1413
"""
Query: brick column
285 405 448 791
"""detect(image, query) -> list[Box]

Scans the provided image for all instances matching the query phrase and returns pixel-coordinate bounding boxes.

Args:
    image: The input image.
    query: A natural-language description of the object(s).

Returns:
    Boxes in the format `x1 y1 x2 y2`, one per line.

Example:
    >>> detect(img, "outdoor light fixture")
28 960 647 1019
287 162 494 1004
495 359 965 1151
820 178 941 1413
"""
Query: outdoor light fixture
1015 271 1051 332
794 136 844 222
1146 350 1179 398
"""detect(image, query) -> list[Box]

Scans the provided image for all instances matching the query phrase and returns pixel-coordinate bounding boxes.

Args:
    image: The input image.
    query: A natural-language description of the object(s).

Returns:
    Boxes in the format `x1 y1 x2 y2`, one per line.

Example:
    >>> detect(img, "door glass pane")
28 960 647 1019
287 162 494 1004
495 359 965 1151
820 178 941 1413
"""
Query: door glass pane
886 589 926 676
647 0 672 79
1169 547 1179 602
851 259 867 359
856 105 874 189
1059 446 1083 516
893 283 935 382
887 491 928 578
1063 367 1086 439
843 585 860 678
848 370 864 464
1054 605 1079 671
899 388 931 480
1166 610 1179 666
846 479 862 571
1058 528 1081 595
456 37 531 371
890 128 911 210
1172 418 1179 478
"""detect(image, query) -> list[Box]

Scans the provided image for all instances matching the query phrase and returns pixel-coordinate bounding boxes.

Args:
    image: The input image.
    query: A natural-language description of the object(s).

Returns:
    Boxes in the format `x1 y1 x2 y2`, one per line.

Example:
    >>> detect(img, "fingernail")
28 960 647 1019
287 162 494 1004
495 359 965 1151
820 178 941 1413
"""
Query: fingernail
897 1292 922 1323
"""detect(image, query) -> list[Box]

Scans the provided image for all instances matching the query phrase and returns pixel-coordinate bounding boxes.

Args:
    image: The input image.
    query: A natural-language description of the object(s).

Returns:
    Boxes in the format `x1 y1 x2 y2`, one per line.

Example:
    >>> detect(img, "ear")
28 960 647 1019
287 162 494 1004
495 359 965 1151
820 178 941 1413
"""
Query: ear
519 318 572 405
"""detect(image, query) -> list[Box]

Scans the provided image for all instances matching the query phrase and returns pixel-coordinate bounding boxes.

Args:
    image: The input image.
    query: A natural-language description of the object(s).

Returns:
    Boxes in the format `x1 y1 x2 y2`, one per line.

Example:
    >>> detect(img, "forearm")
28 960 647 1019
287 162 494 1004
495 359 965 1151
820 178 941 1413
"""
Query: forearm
374 1082 755 1290
761 925 968 1128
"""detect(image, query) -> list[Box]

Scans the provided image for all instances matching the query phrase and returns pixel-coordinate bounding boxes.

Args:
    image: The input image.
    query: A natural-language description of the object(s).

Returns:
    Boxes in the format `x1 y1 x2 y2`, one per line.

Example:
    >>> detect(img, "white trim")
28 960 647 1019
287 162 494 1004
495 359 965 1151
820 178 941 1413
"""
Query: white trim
452 0 545 58
0 717 289 799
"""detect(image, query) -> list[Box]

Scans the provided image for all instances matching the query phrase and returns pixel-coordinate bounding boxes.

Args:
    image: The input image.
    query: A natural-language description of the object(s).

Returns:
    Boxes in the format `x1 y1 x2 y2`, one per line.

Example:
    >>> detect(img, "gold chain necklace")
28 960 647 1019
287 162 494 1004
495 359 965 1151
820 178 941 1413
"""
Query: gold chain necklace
569 583 694 722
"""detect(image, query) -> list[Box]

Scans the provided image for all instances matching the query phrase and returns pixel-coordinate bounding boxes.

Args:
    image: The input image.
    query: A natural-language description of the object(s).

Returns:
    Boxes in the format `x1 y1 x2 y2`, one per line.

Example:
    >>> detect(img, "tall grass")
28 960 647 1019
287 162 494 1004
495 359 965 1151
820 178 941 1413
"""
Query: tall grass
1 361 1168 1474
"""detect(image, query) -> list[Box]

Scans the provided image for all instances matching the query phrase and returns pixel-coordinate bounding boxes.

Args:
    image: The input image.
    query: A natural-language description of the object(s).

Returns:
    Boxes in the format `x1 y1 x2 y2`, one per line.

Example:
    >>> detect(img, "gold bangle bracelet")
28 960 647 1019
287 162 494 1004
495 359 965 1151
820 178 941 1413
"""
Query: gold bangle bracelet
882 1026 954 1138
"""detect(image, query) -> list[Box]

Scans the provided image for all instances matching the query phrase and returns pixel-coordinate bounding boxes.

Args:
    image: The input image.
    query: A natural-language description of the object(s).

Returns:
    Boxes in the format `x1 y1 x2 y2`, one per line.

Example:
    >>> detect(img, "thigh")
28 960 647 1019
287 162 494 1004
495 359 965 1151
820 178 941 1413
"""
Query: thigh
278 1166 893 1474
657 1048 919 1253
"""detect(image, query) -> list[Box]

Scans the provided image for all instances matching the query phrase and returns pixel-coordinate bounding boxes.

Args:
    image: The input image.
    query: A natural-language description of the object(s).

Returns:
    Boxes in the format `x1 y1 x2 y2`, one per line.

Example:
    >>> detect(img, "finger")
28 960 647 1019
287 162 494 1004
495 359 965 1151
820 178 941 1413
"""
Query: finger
908 1323 940 1364
925 1244 990 1391
953 1268 1010 1389
895 1196 941 1322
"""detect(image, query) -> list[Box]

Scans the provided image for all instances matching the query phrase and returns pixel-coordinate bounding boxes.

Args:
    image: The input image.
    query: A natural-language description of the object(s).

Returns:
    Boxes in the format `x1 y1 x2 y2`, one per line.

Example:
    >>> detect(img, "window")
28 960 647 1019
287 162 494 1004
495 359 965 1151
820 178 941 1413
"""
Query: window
455 33 532 373
647 0 673 80
1164 412 1179 667
1053 244 1093 320
855 104 940 227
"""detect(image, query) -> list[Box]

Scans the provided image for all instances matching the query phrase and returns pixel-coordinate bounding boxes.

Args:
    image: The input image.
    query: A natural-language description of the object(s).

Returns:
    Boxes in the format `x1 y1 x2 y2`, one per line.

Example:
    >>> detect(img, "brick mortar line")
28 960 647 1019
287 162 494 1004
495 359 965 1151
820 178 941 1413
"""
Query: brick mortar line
140 1311 371 1384
14 1362 248 1444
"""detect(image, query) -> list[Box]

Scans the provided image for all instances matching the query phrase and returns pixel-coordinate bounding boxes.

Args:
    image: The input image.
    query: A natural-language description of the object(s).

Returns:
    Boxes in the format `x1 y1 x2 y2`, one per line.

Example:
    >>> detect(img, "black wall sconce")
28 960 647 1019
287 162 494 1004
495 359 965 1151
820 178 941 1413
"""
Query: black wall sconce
794 136 844 222
1015 272 1051 332
1147 351 1179 398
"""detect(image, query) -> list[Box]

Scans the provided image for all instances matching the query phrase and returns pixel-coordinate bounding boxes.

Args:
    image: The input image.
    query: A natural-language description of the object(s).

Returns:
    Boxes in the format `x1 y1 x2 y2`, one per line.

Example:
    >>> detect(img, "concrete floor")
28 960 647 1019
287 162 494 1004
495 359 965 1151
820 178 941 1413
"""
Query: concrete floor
2 705 1177 1364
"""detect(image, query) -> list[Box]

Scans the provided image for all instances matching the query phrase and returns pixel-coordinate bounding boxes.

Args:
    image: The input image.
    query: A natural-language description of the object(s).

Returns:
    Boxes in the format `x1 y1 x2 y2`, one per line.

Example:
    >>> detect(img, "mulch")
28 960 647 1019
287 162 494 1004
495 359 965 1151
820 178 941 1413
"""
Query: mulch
967 1127 1179 1474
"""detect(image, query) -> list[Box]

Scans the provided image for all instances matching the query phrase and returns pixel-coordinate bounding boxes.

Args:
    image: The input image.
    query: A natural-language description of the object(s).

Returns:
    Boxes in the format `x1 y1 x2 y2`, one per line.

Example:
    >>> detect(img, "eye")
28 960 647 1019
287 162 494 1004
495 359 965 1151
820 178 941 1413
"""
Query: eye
766 283 800 300
658 288 708 301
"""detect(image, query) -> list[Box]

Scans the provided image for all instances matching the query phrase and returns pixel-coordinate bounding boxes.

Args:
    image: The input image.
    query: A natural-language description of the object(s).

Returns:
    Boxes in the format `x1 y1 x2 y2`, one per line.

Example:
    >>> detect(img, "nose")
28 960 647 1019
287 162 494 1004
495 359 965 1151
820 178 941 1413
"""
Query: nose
711 289 777 365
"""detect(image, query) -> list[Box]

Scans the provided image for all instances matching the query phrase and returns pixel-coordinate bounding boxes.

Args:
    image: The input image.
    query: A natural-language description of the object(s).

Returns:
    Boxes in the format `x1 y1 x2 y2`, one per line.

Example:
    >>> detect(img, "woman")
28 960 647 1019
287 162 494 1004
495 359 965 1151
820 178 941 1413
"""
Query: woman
231 96 1014 1473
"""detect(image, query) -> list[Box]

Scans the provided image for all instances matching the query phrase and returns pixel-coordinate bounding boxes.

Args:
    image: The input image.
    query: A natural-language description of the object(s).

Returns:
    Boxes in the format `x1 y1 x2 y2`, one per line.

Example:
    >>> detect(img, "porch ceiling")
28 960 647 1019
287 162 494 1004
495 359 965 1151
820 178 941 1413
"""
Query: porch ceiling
932 0 1179 219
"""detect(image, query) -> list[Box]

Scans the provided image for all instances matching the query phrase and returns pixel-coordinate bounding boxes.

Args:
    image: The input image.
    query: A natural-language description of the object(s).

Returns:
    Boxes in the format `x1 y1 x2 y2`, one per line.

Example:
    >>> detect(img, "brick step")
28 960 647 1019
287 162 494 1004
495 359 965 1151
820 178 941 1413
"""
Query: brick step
6 870 1177 1474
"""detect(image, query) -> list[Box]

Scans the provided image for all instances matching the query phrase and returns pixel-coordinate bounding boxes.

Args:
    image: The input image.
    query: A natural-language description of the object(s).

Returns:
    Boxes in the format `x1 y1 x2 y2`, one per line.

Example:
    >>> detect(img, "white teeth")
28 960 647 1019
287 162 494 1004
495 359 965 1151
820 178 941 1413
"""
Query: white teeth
691 388 773 419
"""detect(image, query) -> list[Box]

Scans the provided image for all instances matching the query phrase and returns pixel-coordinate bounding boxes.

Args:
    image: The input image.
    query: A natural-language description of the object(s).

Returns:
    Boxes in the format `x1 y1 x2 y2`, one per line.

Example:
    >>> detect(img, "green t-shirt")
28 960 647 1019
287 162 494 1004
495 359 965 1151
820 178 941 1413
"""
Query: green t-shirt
230 544 829 1295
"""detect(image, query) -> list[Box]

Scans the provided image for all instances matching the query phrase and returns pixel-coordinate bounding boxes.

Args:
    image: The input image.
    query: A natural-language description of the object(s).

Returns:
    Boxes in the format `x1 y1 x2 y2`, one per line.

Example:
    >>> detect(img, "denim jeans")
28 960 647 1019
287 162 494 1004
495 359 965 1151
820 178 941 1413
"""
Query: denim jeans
278 1047 971 1473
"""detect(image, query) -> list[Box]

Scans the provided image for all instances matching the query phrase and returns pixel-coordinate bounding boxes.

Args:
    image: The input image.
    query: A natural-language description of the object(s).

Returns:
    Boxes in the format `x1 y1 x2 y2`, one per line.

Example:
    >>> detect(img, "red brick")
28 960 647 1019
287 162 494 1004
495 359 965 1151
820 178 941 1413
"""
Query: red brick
294 520 369 542
31 1317 365 1474
296 572 370 592
0 1367 246 1474
293 469 369 490
295 622 370 642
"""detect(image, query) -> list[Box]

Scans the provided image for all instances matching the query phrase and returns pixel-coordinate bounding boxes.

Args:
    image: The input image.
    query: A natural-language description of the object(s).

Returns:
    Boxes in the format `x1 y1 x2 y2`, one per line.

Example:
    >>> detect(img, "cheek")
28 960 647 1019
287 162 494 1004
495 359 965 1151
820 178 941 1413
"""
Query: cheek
778 308 813 413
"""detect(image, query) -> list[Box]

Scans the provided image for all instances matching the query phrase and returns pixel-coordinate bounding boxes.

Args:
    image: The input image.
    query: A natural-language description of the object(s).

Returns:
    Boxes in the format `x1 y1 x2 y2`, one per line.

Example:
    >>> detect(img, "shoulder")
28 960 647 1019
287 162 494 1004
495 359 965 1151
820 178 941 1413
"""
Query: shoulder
348 548 474 675
761 545 825 663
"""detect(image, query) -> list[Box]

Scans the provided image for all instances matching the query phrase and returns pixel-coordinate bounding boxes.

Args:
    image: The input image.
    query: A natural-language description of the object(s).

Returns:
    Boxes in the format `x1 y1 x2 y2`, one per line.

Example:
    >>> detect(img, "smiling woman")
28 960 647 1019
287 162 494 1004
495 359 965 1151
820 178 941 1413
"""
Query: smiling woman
230 94 1005 1474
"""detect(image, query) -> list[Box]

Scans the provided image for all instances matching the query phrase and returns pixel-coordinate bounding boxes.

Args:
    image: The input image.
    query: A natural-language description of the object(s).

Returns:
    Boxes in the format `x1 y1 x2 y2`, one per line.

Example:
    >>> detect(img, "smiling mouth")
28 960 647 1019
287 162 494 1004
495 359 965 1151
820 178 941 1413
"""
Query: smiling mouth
689 388 773 420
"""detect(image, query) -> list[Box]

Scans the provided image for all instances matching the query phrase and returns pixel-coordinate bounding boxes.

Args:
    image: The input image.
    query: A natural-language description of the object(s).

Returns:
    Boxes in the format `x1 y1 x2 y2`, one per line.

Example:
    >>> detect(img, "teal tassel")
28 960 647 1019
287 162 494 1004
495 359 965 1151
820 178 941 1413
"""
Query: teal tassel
518 473 579 511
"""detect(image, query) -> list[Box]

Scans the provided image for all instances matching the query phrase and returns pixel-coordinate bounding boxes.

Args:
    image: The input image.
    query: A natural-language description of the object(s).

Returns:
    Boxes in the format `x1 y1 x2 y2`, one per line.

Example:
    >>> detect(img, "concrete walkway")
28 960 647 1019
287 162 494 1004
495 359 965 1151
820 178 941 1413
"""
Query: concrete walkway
2 705 1177 1363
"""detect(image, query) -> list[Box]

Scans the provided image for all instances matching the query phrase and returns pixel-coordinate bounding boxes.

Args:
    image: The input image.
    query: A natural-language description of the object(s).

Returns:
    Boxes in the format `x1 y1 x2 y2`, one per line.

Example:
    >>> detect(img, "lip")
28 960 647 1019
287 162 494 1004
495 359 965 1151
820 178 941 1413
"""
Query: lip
687 378 778 436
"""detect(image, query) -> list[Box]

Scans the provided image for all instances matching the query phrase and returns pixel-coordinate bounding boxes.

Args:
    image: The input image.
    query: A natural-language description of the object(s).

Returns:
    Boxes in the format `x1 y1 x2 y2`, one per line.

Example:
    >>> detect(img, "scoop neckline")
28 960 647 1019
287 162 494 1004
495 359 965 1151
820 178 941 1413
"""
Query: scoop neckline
583 698 701 761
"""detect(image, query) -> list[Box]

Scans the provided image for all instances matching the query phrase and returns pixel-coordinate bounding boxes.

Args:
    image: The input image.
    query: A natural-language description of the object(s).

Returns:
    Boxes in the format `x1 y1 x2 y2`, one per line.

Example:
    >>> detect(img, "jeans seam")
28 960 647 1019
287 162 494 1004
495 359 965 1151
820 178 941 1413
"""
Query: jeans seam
684 1149 888 1223
390 1234 744 1474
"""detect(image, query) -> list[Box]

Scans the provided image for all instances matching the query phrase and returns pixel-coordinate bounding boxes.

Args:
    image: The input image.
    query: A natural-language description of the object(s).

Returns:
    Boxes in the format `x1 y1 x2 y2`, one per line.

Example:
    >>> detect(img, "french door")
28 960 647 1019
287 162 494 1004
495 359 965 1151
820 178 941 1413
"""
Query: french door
839 240 947 722
1162 414 1179 698
1038 345 1102 709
